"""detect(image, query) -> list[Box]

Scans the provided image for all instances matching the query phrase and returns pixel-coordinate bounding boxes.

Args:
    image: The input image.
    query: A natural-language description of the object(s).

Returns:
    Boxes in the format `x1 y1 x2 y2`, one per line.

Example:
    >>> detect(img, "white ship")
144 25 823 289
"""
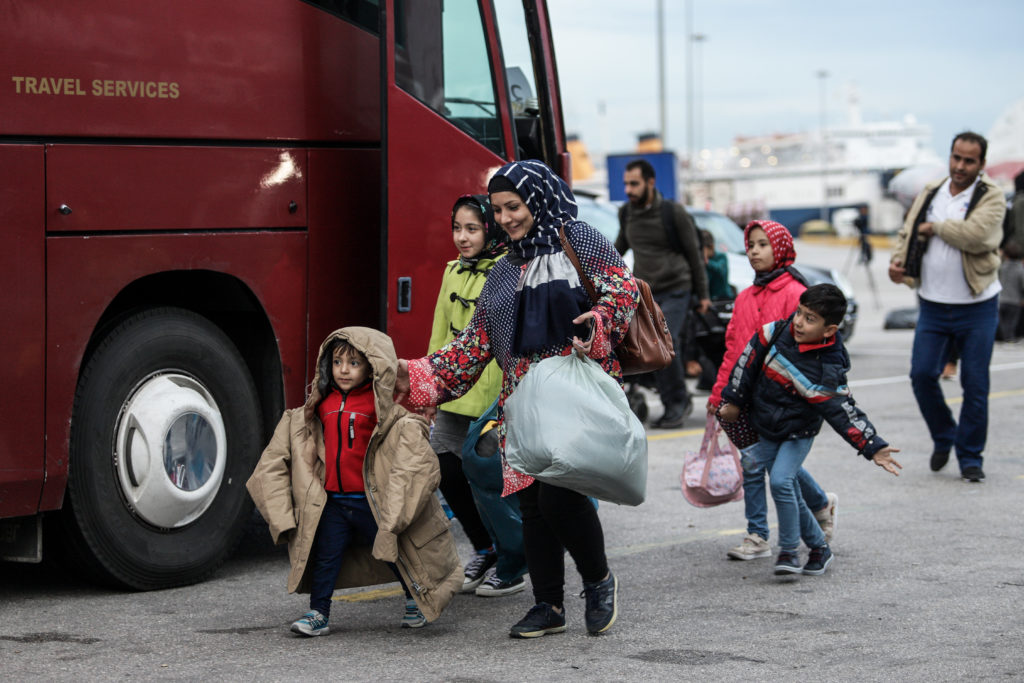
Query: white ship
686 88 943 235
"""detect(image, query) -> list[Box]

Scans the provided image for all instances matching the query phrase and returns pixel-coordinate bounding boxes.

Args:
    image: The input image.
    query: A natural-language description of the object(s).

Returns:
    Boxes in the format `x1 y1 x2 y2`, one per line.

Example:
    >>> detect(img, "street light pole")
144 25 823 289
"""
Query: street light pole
817 69 829 224
685 0 694 176
657 0 666 147
692 33 706 174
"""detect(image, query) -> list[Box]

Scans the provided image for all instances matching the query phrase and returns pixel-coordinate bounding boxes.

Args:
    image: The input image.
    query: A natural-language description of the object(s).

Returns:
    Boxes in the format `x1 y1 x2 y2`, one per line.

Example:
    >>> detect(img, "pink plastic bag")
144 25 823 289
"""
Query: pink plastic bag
680 414 745 508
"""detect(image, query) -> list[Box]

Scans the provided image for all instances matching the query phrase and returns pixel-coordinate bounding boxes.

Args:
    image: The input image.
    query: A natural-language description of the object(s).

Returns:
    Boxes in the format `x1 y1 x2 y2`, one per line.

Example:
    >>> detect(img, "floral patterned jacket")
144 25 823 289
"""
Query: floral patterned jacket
407 221 639 495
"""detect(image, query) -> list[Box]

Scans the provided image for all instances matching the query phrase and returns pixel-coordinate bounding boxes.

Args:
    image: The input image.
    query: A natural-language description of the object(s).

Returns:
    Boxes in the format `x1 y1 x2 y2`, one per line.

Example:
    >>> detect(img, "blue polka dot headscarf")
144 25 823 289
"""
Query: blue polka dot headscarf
488 160 591 354
489 160 578 260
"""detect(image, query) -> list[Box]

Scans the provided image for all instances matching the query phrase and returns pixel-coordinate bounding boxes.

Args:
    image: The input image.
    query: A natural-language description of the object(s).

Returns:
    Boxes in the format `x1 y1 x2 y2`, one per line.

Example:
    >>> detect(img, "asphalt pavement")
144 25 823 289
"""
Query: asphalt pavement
2 241 1023 681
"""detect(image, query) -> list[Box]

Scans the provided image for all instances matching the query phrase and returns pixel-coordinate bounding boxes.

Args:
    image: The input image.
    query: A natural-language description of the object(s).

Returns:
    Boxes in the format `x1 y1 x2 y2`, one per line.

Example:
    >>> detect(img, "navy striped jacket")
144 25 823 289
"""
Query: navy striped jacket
721 317 888 458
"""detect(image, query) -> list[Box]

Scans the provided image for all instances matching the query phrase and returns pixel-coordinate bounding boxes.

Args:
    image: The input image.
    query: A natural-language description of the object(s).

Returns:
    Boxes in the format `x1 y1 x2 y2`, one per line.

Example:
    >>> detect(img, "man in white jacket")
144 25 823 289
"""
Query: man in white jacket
888 131 1006 483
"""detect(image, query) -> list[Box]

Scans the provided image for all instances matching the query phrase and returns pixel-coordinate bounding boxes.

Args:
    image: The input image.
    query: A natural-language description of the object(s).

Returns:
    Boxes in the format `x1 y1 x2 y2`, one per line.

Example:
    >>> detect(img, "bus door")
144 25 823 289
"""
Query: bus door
380 0 567 358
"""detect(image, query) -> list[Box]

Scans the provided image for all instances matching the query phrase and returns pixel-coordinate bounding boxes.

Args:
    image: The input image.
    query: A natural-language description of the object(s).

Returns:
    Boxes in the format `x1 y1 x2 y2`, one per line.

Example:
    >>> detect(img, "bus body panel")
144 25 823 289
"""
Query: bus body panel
46 145 308 232
1 0 380 142
0 1 568 585
41 231 309 511
306 148 382 350
0 146 45 518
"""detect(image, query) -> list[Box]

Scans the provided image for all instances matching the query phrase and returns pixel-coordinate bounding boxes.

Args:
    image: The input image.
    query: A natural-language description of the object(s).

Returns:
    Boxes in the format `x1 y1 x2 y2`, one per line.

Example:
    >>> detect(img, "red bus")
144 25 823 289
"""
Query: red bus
0 0 569 589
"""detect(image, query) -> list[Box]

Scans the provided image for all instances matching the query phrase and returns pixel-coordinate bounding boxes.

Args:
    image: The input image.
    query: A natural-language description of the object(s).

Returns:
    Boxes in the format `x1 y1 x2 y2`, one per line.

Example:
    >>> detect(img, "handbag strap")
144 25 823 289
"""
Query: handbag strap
558 225 599 305
699 412 717 455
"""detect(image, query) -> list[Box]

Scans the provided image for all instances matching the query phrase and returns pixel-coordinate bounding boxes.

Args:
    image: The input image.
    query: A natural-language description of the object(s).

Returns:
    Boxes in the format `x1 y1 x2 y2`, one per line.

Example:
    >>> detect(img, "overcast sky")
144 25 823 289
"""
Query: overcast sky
546 0 1024 163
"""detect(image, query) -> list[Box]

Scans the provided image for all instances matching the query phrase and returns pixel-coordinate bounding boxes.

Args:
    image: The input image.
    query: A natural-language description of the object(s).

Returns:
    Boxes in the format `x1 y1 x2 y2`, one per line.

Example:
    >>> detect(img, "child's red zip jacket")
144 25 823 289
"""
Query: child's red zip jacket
316 381 377 493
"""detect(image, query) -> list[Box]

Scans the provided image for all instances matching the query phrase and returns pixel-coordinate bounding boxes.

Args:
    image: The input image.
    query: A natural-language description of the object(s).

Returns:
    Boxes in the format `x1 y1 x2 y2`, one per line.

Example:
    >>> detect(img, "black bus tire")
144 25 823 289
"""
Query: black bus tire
63 307 263 590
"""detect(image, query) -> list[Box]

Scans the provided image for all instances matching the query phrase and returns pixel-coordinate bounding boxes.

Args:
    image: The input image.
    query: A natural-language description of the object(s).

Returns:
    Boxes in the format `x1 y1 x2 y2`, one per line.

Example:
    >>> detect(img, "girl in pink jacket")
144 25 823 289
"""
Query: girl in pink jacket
708 220 836 561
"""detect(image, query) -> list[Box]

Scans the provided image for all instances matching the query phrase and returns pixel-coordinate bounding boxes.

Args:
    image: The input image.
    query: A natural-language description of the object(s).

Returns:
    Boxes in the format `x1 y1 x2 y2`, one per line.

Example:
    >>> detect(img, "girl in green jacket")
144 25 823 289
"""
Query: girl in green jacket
426 195 525 598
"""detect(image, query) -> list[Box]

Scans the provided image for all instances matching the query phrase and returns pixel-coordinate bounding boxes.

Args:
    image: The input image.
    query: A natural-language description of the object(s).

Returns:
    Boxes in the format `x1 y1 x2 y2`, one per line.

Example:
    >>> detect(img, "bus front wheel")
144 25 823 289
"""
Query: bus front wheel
64 307 263 590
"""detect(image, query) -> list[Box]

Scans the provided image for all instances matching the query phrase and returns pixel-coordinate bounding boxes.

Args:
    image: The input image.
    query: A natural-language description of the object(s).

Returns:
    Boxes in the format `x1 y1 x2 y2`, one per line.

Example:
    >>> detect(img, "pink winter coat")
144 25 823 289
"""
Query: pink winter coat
710 271 806 406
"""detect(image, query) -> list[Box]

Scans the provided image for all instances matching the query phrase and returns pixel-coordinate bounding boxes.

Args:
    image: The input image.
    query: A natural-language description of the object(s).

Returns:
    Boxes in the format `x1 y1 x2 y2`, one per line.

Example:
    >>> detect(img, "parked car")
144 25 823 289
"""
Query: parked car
576 196 858 340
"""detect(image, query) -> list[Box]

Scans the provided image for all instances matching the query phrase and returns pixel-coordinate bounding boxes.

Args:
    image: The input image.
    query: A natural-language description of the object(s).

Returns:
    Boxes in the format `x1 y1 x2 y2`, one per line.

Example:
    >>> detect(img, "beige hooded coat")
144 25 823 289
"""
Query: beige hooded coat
245 327 462 622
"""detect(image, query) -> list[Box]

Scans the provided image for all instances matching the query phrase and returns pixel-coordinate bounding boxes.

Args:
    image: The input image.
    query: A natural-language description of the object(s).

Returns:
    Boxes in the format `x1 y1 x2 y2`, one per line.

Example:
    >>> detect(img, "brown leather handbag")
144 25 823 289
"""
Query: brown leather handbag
559 226 674 375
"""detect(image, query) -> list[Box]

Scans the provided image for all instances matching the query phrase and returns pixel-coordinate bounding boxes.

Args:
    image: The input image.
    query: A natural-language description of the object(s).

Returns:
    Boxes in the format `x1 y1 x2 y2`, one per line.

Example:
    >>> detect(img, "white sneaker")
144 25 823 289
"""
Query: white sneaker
814 492 838 543
462 549 497 592
474 567 526 597
726 533 771 560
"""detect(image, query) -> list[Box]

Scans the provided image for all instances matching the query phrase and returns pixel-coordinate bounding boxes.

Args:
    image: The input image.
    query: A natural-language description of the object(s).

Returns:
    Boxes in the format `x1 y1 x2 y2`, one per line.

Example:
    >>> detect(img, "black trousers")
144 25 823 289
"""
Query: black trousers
437 451 493 552
517 480 608 608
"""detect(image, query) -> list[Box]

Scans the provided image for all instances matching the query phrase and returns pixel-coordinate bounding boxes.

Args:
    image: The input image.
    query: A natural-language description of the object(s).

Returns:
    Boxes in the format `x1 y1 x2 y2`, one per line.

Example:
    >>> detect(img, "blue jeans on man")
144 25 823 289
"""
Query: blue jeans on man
743 438 827 552
910 296 998 471
309 494 409 617
741 441 828 544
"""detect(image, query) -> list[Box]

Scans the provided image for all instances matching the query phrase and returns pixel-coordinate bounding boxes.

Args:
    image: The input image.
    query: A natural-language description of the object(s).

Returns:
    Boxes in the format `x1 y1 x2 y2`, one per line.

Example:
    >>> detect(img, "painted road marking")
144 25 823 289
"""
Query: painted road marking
334 586 404 603
646 386 1024 442
848 361 1024 388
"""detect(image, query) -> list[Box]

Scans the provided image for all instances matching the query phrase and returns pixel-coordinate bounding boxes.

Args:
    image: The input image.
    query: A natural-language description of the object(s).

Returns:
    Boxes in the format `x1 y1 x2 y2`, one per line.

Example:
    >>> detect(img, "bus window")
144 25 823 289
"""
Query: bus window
394 0 504 157
493 0 547 162
304 0 380 34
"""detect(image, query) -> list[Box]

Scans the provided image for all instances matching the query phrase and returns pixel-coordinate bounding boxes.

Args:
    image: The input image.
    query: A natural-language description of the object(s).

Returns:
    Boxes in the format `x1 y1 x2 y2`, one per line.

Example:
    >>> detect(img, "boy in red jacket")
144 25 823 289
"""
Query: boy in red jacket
247 328 463 639
295 338 426 635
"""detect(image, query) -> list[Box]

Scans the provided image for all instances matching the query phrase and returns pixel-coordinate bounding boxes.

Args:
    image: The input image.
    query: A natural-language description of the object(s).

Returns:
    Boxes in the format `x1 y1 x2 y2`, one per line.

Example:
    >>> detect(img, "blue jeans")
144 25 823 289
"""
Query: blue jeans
651 289 692 407
741 443 828 543
745 438 826 552
461 437 527 583
308 494 408 617
911 296 998 470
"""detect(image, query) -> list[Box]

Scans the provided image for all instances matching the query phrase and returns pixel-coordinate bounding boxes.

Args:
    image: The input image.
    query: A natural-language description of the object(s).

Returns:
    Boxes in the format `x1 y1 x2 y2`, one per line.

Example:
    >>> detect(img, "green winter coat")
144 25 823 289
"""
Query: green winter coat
428 257 503 418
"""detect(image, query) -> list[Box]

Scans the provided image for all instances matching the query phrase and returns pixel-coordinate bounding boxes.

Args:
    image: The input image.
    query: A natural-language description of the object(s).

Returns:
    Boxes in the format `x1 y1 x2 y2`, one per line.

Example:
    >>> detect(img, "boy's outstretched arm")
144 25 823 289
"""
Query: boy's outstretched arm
872 446 902 476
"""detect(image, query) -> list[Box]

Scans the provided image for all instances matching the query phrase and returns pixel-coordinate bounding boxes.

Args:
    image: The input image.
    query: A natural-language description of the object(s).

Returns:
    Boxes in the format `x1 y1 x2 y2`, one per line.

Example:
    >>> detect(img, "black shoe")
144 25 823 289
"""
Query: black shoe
509 603 566 639
654 400 693 429
961 466 985 482
802 545 833 576
930 450 950 472
774 551 802 575
581 571 618 635
462 548 497 592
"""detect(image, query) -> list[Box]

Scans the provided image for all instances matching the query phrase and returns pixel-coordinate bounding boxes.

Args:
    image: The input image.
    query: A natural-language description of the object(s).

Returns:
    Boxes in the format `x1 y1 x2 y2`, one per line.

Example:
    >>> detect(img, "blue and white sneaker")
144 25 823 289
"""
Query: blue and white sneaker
401 598 427 628
462 547 497 592
290 610 329 637
774 551 802 575
802 545 834 576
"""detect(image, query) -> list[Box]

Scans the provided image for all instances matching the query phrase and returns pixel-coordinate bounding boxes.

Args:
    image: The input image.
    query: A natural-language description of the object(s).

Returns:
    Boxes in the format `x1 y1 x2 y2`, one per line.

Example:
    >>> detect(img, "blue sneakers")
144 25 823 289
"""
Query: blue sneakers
401 598 427 628
802 545 834 576
773 551 802 575
290 610 329 637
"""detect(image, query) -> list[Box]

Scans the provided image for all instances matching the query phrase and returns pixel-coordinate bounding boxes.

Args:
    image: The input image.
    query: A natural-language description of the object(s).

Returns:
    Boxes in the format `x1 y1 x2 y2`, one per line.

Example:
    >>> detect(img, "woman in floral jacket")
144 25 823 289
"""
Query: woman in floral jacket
396 160 638 639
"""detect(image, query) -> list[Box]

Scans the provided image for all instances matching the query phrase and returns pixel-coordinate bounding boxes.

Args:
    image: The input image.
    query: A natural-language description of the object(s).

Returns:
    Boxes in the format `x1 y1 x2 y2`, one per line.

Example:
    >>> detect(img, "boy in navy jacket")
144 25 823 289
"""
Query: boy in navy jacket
720 284 901 576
